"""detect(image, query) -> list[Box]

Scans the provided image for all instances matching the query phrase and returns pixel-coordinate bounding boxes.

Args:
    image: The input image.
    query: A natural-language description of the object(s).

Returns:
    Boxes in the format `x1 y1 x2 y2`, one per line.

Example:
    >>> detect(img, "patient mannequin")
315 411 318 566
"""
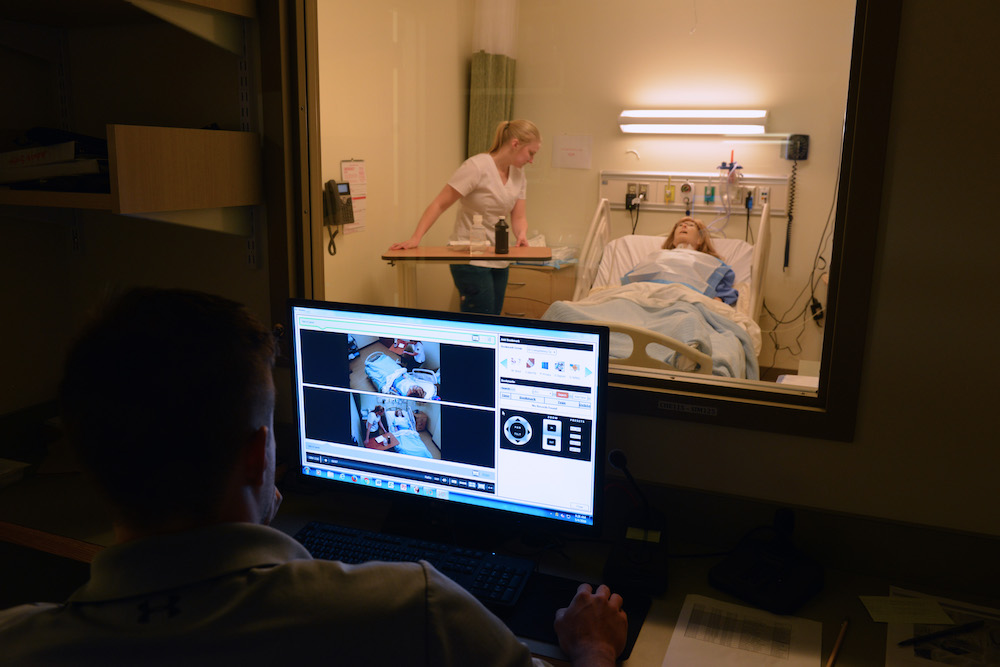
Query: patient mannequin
634 216 737 305
661 217 723 258
391 408 409 432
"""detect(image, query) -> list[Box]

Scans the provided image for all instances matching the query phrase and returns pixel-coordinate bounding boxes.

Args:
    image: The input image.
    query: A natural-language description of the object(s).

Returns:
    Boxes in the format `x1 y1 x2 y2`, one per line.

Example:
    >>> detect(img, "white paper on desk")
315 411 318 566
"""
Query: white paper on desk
661 595 822 667
885 587 1000 667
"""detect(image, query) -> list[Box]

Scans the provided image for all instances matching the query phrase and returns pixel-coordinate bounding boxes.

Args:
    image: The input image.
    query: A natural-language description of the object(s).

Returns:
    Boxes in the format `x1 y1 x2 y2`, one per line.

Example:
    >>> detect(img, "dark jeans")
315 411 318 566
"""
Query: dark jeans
449 265 509 315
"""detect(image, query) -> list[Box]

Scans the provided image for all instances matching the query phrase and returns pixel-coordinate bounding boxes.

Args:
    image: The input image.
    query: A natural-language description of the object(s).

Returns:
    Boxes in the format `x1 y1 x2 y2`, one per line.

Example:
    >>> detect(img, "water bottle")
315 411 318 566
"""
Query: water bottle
495 215 509 254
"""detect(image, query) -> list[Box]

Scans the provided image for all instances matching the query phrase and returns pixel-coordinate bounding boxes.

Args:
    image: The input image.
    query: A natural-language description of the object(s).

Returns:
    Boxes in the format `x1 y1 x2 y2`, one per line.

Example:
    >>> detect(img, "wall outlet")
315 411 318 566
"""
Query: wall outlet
626 182 638 210
664 184 676 203
757 186 771 208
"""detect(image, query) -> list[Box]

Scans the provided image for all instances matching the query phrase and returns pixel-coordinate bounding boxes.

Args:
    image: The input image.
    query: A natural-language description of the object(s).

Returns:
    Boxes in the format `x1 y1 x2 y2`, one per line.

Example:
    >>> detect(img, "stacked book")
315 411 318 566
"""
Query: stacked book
0 130 109 192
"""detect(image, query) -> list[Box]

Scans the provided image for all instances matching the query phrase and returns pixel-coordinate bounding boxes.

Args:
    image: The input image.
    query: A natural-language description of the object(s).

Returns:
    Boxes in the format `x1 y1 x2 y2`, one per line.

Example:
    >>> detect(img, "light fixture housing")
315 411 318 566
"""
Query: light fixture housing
619 109 768 135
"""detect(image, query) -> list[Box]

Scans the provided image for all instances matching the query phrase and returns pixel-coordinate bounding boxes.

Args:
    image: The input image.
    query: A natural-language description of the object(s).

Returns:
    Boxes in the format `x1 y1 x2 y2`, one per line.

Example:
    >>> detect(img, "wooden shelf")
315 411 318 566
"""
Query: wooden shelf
109 124 261 214
0 124 262 215
0 0 253 28
0 190 113 210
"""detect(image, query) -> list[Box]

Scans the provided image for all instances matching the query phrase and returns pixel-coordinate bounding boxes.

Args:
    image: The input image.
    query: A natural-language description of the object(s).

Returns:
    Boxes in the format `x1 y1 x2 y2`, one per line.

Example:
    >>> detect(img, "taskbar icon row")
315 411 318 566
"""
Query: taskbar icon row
303 455 496 496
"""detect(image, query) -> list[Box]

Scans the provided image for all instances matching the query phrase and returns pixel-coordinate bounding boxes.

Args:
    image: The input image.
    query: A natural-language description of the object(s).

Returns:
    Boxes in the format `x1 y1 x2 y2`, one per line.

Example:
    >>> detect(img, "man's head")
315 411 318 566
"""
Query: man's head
60 288 277 531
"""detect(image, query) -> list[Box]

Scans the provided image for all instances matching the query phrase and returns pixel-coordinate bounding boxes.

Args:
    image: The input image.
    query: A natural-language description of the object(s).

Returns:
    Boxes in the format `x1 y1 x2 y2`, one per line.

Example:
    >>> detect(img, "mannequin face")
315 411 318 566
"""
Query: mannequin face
672 220 703 249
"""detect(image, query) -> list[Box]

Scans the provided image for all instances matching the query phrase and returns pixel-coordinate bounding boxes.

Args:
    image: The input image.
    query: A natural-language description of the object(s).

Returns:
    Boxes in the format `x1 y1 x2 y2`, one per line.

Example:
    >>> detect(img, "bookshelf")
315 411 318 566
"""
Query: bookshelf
0 0 262 219
0 124 261 214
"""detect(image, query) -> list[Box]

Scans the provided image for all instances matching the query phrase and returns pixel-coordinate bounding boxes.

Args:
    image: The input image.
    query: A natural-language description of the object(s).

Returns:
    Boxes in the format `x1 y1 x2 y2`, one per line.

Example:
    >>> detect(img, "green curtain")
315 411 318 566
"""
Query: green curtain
467 50 516 157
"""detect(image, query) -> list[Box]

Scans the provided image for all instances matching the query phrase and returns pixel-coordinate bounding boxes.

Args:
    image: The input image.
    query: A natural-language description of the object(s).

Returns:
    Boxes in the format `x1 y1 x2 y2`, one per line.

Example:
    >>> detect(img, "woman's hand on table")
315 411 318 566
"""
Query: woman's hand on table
390 238 419 251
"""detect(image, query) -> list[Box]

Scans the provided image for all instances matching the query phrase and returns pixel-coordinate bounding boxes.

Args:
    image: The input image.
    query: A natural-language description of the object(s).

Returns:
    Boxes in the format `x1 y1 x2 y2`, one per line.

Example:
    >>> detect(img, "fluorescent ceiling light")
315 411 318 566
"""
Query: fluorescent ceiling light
619 110 768 135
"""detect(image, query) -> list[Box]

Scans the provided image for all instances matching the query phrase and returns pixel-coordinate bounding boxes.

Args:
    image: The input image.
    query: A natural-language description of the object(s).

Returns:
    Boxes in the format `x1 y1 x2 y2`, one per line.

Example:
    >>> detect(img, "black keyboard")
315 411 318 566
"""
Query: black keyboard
295 521 534 607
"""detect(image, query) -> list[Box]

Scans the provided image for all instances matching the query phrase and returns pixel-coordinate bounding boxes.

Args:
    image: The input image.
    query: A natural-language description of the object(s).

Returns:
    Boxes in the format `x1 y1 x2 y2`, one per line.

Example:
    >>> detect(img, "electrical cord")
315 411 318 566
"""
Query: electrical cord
629 194 644 234
327 224 339 255
760 133 843 373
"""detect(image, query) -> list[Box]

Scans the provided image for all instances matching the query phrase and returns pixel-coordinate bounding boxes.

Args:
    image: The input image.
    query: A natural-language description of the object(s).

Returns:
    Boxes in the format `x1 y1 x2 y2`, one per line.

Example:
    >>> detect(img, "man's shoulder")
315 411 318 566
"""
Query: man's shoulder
0 602 63 633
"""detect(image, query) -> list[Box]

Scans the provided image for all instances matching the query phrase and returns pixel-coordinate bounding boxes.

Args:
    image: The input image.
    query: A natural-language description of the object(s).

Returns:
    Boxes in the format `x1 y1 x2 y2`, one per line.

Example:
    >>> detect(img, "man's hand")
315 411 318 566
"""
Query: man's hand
554 583 627 667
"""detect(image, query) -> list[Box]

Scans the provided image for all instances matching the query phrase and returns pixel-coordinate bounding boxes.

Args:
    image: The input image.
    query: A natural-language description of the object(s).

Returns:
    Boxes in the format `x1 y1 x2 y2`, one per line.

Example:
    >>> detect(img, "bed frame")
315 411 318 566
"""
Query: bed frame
568 199 772 375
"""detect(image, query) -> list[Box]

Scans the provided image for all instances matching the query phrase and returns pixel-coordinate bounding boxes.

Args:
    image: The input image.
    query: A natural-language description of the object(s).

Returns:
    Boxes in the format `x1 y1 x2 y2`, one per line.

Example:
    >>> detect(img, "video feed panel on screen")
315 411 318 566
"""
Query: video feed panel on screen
288 301 604 528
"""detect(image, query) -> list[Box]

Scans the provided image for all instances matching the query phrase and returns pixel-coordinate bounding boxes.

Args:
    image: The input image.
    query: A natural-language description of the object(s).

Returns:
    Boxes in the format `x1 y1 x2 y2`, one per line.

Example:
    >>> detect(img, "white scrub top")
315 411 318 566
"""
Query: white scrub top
447 153 526 268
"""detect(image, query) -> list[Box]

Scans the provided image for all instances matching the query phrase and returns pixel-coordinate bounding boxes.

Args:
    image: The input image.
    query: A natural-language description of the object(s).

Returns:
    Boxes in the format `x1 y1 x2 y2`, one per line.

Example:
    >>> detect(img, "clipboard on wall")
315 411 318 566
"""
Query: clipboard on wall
340 159 366 233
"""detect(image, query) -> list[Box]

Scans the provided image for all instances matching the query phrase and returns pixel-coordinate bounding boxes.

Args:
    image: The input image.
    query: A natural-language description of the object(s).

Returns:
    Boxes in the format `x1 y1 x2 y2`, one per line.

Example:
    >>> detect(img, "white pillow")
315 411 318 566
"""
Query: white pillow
592 235 753 287
712 238 753 285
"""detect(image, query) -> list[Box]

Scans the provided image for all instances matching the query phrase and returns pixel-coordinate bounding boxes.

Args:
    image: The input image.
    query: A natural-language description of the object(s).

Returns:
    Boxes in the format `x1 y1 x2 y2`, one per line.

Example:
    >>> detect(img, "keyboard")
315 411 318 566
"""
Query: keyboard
295 520 534 607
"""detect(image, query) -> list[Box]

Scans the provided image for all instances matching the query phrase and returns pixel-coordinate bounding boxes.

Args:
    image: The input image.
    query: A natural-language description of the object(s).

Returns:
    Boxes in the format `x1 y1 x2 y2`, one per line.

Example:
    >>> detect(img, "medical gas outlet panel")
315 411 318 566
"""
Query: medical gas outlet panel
601 170 789 217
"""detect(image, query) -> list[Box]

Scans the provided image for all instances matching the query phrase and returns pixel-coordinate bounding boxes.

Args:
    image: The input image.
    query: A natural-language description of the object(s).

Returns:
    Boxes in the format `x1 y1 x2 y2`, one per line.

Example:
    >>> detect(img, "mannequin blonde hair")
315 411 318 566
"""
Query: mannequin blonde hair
662 217 722 259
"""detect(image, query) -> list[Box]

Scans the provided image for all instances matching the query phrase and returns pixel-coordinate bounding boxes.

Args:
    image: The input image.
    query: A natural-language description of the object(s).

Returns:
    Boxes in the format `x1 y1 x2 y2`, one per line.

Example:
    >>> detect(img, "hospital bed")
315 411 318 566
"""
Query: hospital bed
543 199 771 379
385 405 434 458
364 351 439 399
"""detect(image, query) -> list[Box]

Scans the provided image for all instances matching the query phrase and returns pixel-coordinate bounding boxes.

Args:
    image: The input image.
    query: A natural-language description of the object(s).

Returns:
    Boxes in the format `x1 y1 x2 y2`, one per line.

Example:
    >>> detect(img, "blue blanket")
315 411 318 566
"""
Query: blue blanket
543 283 759 379
393 429 433 458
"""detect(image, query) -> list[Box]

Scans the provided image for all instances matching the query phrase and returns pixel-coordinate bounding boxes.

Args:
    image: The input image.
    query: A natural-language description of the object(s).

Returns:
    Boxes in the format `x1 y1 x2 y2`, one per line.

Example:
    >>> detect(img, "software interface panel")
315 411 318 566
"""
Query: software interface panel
290 304 603 526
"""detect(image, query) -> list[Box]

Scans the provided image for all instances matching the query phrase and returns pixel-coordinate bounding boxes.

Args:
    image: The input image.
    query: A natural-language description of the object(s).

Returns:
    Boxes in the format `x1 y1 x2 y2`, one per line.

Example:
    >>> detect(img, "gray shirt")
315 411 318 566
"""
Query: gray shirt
0 523 541 666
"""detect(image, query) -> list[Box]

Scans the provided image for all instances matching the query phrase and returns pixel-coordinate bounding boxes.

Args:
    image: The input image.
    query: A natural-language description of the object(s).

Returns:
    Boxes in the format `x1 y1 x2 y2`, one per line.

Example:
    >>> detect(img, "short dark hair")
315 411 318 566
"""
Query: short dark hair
60 288 276 525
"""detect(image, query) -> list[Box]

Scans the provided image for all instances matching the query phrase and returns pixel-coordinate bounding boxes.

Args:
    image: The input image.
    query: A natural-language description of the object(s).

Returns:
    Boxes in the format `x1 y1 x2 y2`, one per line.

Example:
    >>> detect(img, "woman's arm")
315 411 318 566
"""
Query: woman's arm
510 198 529 247
391 185 462 250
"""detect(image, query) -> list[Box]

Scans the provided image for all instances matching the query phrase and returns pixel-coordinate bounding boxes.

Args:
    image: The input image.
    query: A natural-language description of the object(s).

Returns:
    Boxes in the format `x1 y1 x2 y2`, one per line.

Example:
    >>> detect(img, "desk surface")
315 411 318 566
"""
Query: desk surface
364 432 397 451
381 246 552 262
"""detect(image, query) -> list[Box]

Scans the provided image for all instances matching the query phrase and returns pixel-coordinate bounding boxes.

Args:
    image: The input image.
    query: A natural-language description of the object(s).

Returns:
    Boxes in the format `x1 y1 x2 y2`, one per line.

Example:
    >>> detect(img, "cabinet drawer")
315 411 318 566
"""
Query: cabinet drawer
501 297 550 319
505 267 554 302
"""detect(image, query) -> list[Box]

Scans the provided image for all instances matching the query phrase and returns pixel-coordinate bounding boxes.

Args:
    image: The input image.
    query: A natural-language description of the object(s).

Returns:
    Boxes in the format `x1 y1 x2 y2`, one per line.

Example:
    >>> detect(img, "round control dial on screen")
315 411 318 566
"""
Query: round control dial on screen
503 415 532 446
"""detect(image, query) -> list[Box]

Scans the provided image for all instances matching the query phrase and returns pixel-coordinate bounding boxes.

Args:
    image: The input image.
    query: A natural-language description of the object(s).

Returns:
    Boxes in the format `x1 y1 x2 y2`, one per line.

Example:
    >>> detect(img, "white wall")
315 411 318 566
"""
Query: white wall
515 0 854 369
612 0 1000 537
316 0 473 309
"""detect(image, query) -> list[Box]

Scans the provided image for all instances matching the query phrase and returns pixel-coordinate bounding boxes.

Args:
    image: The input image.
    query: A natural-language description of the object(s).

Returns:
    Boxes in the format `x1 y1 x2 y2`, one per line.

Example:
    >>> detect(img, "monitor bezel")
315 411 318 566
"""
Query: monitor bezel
285 298 610 540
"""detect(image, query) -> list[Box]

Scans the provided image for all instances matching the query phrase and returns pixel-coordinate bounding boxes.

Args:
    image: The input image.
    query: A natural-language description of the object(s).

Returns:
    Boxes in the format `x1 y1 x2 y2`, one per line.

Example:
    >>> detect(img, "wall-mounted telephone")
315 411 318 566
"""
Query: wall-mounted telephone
323 180 354 255
323 179 355 227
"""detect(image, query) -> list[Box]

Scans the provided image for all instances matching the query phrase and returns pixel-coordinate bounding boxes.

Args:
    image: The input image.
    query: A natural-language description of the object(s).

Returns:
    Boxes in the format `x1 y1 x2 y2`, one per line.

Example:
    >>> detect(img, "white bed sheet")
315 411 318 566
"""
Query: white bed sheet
591 235 755 318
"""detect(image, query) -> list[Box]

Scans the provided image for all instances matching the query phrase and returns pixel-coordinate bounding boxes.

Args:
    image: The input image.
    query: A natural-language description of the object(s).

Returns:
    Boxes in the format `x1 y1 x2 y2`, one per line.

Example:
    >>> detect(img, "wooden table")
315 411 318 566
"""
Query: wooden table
381 246 552 308
364 432 398 451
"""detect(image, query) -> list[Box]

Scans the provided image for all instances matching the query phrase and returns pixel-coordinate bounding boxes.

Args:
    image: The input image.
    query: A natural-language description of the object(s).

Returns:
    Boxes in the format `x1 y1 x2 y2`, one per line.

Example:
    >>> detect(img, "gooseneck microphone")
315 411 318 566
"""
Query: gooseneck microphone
604 449 668 593
608 449 650 531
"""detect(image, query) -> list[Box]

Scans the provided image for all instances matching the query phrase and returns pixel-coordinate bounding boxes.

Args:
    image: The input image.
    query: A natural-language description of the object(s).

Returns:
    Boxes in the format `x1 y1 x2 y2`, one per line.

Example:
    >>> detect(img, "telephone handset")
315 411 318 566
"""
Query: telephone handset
323 179 355 227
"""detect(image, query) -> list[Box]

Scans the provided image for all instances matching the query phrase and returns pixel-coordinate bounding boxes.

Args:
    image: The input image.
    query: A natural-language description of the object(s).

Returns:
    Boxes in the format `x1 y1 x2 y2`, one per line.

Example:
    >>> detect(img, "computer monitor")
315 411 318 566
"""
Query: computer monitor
287 299 609 536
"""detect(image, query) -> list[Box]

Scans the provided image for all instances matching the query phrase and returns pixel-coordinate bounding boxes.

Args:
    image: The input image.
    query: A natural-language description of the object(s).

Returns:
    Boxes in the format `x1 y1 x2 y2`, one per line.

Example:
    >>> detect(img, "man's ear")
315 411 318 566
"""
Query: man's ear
243 425 269 486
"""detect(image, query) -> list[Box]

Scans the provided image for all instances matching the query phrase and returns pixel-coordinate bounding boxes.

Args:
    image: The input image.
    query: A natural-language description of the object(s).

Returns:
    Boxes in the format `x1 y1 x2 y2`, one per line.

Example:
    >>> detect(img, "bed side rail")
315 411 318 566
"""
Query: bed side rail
577 320 713 375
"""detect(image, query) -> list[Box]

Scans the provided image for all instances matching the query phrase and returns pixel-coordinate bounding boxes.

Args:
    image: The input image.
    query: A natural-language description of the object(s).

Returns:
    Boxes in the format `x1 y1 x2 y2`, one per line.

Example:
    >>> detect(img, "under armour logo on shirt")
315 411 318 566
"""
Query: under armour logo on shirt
137 595 181 623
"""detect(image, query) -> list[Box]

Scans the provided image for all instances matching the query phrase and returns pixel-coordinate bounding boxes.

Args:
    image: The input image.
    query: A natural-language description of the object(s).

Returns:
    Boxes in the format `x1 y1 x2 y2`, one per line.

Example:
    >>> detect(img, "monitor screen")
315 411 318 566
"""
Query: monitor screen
287 299 609 532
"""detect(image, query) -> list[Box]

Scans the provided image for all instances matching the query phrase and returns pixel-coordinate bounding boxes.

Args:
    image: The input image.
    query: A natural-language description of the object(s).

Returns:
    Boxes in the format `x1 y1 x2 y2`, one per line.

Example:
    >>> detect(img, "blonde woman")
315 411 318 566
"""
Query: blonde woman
390 120 541 314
